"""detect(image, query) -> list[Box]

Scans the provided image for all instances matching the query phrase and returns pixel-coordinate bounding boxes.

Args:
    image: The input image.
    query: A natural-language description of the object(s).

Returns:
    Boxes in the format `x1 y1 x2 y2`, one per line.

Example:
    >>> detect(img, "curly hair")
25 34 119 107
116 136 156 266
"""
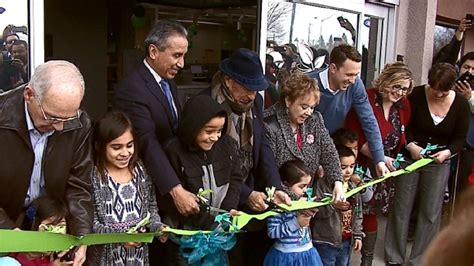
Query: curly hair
278 72 320 105
372 62 413 96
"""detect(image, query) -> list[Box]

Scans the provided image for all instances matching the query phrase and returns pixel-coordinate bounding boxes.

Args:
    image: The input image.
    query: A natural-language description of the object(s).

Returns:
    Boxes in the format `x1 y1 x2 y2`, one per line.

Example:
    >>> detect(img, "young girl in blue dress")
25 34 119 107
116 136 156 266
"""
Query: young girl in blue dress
89 111 163 265
264 160 323 266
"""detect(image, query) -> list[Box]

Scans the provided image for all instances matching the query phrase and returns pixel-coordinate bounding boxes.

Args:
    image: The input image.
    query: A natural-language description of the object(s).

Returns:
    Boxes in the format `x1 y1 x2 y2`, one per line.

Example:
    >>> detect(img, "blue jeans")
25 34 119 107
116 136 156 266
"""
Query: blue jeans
315 240 351 266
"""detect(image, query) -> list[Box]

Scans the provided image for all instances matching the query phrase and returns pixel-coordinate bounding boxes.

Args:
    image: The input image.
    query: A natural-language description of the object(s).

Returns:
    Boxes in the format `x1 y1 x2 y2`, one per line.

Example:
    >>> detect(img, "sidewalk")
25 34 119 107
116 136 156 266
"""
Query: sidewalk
349 203 452 266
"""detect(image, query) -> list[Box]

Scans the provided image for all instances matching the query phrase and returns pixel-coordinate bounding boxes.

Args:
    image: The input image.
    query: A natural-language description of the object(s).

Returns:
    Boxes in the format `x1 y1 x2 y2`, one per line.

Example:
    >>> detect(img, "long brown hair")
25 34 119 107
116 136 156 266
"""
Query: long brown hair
93 111 138 182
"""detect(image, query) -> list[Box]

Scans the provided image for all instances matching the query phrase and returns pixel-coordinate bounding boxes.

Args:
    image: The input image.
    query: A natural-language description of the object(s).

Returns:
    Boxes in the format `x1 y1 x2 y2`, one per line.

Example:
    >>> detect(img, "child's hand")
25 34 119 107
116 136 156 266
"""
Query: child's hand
229 209 241 217
297 211 311 227
125 226 146 247
332 201 350 211
158 224 168 243
300 208 318 217
353 239 362 252
52 251 73 265
316 165 325 178
351 174 362 185
125 242 142 248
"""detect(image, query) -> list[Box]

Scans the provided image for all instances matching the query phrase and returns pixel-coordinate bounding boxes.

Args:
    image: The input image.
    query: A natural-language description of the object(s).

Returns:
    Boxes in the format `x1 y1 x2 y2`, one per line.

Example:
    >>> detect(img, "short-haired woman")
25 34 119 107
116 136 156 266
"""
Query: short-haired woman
384 63 470 265
264 72 344 203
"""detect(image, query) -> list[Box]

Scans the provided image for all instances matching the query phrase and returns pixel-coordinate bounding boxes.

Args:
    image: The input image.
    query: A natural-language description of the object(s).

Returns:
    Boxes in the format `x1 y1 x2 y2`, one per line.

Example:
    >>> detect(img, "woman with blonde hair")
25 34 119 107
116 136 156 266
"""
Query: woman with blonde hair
345 62 413 266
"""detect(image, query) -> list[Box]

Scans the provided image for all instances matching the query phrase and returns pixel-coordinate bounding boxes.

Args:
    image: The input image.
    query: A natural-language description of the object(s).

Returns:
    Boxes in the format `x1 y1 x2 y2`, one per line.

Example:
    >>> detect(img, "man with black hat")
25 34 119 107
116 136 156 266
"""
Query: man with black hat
209 48 291 265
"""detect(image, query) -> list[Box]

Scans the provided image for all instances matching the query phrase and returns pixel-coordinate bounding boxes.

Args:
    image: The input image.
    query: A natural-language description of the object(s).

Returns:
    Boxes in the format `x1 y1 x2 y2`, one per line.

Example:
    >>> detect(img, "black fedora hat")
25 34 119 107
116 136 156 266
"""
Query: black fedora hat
219 48 269 91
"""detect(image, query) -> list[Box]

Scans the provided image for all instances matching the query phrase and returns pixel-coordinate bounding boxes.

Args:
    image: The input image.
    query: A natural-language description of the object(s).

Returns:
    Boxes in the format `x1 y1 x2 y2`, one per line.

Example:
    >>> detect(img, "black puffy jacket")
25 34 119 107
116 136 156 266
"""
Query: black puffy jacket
162 95 243 229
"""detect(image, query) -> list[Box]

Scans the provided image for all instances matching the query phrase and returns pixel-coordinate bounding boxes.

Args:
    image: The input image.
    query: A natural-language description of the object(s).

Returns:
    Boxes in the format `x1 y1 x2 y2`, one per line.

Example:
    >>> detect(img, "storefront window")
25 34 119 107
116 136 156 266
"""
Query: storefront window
267 1 358 65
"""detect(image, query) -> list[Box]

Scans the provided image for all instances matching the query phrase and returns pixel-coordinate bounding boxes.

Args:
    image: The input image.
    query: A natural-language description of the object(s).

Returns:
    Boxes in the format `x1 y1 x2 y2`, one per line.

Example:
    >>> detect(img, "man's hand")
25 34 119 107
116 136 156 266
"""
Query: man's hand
353 239 363 252
247 191 268 212
455 17 472 41
454 80 472 100
72 245 86 266
375 161 390 176
332 181 345 204
432 149 451 164
273 190 291 205
406 142 424 160
170 185 200 216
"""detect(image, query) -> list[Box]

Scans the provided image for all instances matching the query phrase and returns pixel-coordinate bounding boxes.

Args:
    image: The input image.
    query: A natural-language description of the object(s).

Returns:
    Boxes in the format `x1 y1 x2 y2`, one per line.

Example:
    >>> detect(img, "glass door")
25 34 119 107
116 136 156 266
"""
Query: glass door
361 3 393 87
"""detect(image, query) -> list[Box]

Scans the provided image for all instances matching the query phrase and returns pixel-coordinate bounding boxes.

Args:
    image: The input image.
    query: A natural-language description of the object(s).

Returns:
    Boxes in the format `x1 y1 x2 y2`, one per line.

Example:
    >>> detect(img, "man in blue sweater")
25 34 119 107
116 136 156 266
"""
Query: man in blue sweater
307 44 388 176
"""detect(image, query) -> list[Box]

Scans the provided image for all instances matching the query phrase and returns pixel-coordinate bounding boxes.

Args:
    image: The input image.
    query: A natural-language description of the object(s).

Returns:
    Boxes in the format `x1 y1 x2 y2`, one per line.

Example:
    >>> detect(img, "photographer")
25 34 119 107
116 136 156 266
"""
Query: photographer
0 39 28 92
2 33 19 60
431 16 473 194
455 52 474 193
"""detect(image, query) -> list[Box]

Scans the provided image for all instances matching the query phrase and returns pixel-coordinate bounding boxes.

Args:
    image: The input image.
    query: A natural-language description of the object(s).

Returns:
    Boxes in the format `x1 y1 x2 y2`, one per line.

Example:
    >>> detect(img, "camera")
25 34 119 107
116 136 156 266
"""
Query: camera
11 25 28 34
466 13 473 22
274 46 286 53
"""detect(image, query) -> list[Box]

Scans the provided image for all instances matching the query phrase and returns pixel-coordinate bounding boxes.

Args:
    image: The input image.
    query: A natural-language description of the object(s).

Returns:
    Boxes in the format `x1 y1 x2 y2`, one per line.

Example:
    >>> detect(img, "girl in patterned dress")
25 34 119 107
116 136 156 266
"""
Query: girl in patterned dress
264 160 323 266
88 111 163 266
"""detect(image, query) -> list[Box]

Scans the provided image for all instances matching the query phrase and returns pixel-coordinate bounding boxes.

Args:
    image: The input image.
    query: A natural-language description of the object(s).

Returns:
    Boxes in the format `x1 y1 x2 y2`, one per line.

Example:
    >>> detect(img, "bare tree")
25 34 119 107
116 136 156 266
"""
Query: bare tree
267 2 288 44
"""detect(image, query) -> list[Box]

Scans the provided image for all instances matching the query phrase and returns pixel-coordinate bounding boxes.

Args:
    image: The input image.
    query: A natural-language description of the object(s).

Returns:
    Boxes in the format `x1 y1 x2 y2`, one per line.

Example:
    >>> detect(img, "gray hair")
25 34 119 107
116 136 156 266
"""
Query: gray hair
29 60 85 102
144 20 187 56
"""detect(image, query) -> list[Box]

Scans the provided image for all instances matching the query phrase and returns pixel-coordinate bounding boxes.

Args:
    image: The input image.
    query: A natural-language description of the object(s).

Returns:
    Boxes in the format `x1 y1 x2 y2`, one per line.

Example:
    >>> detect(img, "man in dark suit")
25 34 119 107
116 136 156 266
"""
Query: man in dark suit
115 20 200 265
115 20 200 218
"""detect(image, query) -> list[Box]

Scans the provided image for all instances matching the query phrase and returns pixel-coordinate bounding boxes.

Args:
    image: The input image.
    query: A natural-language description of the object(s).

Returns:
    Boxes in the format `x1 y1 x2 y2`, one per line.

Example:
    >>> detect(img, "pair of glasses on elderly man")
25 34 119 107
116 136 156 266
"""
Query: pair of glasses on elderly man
37 101 80 124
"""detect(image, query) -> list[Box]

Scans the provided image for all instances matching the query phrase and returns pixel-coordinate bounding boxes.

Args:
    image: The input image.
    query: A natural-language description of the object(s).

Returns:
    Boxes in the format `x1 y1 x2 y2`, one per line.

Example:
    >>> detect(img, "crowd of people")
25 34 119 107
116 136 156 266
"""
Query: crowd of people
0 16 472 266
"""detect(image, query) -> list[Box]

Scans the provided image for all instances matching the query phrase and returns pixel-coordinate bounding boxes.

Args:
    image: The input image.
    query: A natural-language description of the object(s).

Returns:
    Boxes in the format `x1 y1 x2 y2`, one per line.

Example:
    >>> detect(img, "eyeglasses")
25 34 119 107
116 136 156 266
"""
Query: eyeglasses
38 101 80 124
390 84 411 94
6 39 16 44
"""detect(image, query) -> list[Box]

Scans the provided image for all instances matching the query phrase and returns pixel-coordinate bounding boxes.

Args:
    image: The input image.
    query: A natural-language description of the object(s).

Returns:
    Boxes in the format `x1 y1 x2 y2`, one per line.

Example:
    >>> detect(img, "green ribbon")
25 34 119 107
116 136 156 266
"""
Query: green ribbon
0 230 156 252
392 153 406 169
232 158 434 230
0 158 434 252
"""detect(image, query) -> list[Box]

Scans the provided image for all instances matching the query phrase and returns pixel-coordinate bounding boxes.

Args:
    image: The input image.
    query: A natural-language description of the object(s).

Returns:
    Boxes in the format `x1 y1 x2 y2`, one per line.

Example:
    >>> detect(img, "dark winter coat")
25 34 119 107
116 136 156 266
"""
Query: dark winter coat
162 95 244 229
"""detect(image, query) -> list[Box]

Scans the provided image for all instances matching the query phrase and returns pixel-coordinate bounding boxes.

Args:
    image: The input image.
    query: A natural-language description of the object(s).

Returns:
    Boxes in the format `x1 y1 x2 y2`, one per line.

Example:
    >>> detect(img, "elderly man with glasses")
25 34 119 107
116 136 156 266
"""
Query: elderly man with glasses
0 60 93 266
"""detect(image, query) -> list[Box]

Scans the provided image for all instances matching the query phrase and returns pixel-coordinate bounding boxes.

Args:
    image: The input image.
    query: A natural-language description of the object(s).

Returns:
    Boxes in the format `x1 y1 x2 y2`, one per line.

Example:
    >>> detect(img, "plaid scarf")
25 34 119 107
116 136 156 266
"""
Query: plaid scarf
211 72 254 180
